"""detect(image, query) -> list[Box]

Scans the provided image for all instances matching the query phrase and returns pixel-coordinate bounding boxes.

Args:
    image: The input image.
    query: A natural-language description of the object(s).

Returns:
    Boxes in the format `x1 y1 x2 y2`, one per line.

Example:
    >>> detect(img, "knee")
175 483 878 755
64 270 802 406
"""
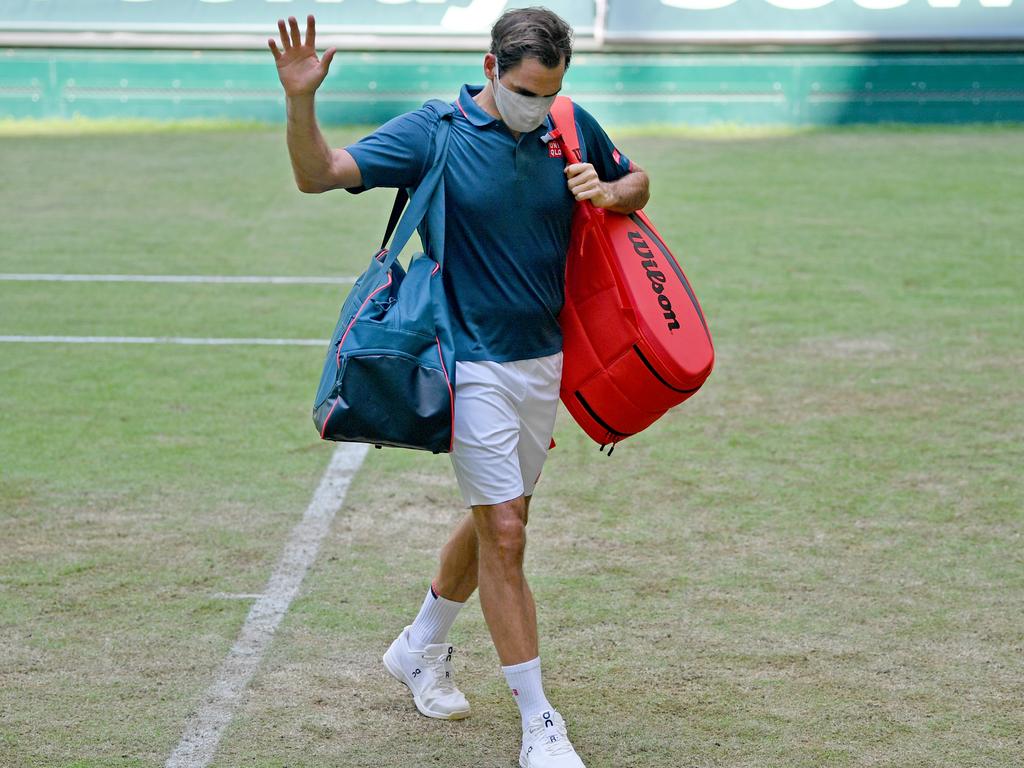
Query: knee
475 501 527 565
487 518 527 566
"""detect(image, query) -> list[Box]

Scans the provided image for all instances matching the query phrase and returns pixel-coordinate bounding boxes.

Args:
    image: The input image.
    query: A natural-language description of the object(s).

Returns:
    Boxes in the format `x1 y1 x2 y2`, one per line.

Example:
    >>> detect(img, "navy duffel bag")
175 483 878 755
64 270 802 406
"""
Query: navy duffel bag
312 101 457 453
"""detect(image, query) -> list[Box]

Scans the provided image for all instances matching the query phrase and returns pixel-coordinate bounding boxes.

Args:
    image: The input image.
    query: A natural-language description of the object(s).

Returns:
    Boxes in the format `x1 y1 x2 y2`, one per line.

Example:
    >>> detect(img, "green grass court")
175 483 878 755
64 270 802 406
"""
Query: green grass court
1 121 1022 767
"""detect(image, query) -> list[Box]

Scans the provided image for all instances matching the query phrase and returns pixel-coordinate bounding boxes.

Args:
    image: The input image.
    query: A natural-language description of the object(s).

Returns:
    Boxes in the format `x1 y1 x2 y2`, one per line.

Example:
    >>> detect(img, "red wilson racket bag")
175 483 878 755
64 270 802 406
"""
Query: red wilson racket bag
549 97 714 452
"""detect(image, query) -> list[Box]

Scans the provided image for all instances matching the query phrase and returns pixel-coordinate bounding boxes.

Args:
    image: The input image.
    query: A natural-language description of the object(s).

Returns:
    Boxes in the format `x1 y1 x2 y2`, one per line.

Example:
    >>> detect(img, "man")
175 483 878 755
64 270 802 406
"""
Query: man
270 8 649 767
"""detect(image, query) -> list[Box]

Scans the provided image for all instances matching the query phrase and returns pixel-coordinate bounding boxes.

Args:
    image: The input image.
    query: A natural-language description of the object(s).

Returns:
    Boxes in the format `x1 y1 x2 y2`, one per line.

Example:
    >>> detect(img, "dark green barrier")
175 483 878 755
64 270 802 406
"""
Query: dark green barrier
3 49 1023 125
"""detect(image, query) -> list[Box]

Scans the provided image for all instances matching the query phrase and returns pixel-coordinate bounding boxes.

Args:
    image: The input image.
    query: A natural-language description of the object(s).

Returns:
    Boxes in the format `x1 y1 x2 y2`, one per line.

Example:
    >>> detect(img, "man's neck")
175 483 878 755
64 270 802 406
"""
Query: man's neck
473 82 500 119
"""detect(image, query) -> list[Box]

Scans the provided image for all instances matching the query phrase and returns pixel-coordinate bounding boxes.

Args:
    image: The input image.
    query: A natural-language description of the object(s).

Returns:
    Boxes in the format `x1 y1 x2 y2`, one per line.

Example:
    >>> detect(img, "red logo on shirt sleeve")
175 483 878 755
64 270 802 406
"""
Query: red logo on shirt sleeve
612 148 622 165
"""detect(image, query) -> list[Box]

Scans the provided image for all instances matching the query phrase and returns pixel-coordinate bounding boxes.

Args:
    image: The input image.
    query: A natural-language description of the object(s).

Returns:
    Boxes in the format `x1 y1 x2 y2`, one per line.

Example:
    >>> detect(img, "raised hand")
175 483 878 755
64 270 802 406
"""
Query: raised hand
268 15 336 98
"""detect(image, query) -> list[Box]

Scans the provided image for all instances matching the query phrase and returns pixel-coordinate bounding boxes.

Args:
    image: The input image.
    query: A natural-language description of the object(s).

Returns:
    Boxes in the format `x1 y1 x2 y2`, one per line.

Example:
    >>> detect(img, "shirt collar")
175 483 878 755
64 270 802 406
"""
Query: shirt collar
457 84 499 128
457 83 558 141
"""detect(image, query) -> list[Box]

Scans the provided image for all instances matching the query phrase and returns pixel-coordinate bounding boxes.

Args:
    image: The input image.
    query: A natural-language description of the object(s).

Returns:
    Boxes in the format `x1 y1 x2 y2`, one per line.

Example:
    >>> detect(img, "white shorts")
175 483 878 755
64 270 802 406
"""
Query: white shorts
449 351 562 508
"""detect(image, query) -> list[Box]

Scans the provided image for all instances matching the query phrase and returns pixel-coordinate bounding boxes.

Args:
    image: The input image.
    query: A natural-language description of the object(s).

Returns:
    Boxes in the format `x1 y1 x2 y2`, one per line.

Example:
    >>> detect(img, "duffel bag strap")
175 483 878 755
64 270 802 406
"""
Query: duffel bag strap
380 188 409 252
377 100 456 273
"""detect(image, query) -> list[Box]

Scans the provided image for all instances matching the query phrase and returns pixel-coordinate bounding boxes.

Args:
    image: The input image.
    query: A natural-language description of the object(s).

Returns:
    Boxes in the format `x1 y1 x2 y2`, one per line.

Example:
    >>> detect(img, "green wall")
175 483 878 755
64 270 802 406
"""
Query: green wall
2 48 1023 126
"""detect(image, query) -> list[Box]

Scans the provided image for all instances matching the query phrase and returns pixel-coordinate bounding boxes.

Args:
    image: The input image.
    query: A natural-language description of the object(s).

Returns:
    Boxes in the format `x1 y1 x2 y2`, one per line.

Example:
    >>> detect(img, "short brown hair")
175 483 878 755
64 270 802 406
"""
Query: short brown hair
490 7 573 73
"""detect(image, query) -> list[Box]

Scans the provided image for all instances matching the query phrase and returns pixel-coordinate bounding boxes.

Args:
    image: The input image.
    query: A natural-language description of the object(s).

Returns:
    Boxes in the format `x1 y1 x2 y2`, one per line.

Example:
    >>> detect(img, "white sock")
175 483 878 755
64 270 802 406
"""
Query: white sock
502 656 554 729
407 583 464 649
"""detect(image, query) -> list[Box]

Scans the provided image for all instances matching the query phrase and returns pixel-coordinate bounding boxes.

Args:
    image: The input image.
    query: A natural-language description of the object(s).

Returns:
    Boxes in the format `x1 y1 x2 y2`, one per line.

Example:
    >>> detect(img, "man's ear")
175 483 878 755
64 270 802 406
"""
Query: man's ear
483 53 497 81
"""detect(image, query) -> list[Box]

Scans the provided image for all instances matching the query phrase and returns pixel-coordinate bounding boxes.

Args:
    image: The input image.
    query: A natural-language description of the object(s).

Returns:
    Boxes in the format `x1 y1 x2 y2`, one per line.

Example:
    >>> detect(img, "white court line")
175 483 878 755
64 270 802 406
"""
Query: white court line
0 273 357 285
166 443 369 768
210 593 265 601
0 335 326 346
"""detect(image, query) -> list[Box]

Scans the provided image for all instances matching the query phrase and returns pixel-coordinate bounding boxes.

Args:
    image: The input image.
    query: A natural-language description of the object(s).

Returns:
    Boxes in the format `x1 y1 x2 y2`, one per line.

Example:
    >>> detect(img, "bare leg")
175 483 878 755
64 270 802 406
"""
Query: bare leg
432 512 478 602
433 496 532 603
473 495 538 665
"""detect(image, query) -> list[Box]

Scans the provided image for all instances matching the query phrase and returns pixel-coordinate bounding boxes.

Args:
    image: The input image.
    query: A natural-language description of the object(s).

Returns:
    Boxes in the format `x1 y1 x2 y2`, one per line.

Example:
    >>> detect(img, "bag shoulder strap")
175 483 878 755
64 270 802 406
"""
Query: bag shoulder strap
380 187 409 252
548 96 583 165
378 100 457 270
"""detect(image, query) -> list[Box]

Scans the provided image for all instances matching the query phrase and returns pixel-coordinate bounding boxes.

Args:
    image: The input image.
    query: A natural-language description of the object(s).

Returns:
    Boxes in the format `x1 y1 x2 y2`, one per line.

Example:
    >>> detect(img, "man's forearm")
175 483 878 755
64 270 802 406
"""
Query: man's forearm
286 94 335 192
602 169 650 215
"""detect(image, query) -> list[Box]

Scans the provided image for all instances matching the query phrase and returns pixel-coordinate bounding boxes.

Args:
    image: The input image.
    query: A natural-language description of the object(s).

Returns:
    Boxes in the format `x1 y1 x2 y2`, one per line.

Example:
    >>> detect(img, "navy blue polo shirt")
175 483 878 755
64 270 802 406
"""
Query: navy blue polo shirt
345 84 635 362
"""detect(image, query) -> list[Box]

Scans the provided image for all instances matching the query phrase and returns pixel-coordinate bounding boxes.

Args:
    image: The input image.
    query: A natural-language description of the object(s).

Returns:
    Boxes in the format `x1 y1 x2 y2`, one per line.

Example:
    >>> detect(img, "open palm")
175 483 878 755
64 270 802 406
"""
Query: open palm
268 15 336 97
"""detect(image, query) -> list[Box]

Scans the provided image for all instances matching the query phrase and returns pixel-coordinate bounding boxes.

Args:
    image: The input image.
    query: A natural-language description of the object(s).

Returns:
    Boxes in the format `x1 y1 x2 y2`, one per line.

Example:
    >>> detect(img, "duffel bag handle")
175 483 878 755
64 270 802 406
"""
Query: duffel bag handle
377 101 454 272
380 187 409 253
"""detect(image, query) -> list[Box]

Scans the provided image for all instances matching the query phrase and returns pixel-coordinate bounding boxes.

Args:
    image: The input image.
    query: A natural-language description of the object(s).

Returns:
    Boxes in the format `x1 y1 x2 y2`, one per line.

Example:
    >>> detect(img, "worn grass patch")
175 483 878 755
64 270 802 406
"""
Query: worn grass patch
1 122 1022 767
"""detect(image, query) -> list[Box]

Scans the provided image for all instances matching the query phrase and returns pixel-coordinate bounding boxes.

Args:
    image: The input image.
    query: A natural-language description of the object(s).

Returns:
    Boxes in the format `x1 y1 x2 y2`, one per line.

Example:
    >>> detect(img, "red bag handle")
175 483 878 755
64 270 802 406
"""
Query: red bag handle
548 95 583 164
548 96 636 317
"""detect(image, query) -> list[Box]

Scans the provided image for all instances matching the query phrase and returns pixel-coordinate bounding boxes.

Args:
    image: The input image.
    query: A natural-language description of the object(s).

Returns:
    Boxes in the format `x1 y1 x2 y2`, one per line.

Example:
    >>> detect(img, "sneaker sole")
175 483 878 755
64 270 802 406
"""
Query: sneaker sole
382 648 471 721
520 748 585 768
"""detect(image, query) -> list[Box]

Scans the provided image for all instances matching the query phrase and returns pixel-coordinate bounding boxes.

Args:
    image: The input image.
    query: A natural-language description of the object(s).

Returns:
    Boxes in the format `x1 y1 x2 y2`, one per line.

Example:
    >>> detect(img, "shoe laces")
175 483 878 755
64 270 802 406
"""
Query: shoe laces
526 712 575 757
421 645 458 695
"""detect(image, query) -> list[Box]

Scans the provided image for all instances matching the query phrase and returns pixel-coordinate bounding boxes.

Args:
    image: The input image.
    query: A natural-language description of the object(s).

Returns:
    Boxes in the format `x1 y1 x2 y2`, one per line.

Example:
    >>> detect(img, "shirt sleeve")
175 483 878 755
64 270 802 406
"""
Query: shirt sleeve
574 103 635 183
344 106 439 194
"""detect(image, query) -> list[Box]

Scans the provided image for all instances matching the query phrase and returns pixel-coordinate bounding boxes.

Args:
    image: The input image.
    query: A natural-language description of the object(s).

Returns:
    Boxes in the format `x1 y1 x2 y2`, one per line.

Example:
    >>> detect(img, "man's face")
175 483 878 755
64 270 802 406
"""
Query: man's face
489 55 565 99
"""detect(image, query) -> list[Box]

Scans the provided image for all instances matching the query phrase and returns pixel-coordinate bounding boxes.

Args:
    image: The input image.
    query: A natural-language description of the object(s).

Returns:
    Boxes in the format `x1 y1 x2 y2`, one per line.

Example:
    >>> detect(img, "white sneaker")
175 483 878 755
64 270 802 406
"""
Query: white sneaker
382 625 471 720
520 710 587 768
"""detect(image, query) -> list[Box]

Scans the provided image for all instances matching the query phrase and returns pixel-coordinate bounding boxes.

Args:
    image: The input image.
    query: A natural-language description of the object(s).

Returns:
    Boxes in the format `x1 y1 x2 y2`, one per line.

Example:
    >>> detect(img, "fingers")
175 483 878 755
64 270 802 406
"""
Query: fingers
570 181 602 201
321 47 337 74
564 162 596 180
565 163 598 191
565 163 606 202
276 15 316 55
572 182 607 203
267 39 281 61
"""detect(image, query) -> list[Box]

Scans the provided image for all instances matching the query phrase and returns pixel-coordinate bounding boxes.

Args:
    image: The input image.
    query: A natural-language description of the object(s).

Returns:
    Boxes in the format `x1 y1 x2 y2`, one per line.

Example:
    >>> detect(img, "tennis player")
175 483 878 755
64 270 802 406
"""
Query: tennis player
270 9 649 766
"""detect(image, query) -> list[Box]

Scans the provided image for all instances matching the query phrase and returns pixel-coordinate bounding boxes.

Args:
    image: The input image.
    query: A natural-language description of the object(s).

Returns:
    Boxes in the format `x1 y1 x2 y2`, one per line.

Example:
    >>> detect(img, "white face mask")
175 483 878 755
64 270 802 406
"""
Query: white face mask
491 61 557 133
